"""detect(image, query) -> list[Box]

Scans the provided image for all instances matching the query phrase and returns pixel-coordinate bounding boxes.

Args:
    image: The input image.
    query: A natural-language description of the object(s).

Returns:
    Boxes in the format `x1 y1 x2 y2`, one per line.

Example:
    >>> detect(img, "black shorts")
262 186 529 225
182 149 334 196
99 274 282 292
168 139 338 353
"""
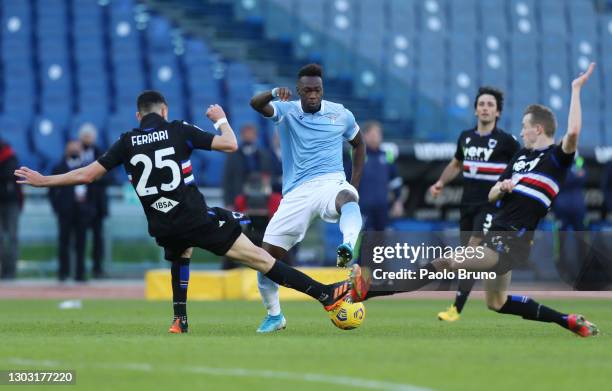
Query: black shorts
156 207 247 261
481 227 534 274
459 203 496 244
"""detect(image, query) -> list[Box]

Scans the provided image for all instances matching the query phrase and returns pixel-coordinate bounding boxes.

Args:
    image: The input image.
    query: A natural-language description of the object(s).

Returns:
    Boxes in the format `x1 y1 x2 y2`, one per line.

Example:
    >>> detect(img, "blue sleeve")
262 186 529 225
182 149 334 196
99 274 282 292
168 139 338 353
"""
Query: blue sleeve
269 101 292 123
342 109 360 141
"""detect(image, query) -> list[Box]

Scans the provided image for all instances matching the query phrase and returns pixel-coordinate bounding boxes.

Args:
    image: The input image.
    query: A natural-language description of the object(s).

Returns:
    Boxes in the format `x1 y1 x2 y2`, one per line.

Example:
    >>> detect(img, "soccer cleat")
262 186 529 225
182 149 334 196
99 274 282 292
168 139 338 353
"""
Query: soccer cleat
336 243 353 267
567 314 599 337
323 281 352 311
349 264 371 302
256 313 287 333
168 318 188 334
437 305 461 322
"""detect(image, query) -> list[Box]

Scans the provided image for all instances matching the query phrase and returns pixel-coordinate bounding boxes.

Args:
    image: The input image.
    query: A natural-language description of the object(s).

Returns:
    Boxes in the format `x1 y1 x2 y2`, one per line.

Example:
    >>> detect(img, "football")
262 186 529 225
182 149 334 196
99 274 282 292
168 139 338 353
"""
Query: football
328 297 366 330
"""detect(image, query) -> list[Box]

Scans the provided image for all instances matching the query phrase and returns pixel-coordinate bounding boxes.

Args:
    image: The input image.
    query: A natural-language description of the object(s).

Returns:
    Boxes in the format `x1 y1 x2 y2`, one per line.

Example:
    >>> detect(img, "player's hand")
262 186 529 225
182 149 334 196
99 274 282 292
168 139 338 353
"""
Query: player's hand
14 166 45 187
499 179 515 193
390 200 404 217
572 62 595 90
206 104 227 122
272 87 292 101
429 181 444 198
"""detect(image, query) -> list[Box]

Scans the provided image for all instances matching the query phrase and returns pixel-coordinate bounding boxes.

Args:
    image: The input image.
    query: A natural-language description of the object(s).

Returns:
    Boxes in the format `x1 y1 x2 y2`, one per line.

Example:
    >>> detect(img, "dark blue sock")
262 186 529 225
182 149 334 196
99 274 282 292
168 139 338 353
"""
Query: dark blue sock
497 295 568 329
171 257 190 319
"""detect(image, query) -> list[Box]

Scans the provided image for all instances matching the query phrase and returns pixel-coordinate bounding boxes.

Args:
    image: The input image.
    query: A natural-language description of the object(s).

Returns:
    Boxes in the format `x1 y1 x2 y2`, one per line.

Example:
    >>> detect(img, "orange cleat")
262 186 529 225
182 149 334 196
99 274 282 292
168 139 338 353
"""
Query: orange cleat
567 314 598 337
323 281 351 311
349 264 371 302
168 318 188 334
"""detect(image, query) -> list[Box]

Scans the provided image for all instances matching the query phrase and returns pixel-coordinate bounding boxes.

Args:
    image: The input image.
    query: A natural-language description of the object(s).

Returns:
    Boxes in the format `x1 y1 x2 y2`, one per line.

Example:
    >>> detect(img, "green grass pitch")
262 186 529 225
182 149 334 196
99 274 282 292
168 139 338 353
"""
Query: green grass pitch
1 299 610 391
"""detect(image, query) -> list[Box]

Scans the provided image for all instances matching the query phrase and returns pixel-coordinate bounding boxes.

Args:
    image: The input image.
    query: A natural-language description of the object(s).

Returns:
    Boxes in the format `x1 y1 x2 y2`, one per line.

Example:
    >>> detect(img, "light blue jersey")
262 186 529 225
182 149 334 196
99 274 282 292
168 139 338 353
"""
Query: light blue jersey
267 99 359 194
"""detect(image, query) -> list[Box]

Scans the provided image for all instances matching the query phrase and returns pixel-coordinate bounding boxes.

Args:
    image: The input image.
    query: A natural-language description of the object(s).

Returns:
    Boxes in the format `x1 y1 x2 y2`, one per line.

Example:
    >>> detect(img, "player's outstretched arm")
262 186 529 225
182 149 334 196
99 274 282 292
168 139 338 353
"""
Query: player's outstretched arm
15 161 107 188
250 87 291 117
563 62 595 154
429 158 462 198
488 179 514 202
207 104 238 153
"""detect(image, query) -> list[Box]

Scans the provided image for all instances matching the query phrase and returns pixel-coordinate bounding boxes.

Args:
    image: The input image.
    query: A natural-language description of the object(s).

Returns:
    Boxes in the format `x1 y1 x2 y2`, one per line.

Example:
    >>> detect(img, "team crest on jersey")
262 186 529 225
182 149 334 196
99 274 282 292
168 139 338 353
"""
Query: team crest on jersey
151 197 179 213
469 164 478 175
324 113 338 124
488 139 497 148
465 137 471 144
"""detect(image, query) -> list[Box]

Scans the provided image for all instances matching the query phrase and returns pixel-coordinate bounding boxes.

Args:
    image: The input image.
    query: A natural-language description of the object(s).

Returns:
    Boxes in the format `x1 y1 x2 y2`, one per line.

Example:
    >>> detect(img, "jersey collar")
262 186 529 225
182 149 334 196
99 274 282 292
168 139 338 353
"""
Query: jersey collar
299 100 326 116
473 126 497 137
139 113 166 131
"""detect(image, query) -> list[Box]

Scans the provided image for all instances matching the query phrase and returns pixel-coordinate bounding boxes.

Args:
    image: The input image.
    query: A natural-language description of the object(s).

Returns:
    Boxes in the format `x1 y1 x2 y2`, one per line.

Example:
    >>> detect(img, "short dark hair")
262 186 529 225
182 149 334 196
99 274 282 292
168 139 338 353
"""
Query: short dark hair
474 86 504 114
523 104 557 137
298 63 323 79
137 90 167 114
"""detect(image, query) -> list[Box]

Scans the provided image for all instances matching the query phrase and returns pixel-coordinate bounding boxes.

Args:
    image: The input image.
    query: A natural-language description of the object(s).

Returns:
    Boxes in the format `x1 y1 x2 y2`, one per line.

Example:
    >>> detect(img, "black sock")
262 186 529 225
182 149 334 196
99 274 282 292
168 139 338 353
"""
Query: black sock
364 291 396 299
365 263 438 299
497 295 568 329
265 260 335 305
171 257 190 320
454 279 476 313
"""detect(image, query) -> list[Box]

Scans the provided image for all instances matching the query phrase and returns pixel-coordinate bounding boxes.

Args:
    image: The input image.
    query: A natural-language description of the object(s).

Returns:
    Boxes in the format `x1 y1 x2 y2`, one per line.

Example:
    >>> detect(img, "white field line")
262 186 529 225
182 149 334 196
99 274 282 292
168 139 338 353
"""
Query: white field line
7 358 434 391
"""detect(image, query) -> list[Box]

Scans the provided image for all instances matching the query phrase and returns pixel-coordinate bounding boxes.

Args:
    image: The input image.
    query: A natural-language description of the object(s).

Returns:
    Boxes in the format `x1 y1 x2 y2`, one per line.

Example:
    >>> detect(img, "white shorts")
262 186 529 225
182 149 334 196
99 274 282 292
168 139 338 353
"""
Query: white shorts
263 172 359 250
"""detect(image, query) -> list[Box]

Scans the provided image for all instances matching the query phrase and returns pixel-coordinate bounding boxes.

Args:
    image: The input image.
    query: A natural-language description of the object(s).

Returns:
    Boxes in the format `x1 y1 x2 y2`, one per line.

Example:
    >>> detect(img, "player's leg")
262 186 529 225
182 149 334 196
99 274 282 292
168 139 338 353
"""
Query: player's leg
226 233 351 310
333 187 363 267
256 242 289 333
255 191 312 332
168 247 192 334
355 245 502 301
438 208 477 321
485 272 598 337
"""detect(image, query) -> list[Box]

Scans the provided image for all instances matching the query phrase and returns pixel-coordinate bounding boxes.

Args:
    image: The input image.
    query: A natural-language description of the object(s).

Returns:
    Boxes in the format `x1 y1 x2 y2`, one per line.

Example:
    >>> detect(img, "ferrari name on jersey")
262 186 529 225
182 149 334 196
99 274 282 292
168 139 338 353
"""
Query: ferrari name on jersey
131 130 169 146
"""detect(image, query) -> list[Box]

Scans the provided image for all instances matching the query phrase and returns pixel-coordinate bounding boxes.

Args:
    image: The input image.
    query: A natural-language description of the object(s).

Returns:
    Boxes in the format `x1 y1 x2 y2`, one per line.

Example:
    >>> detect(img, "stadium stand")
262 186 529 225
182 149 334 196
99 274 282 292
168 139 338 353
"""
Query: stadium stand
0 0 610 183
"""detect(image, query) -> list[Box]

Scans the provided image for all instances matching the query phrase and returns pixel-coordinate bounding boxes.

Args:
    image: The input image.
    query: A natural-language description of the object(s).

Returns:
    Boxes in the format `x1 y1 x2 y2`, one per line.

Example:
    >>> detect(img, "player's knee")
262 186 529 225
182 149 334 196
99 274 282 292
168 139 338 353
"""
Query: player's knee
181 248 193 258
335 190 358 211
252 247 275 269
486 295 506 311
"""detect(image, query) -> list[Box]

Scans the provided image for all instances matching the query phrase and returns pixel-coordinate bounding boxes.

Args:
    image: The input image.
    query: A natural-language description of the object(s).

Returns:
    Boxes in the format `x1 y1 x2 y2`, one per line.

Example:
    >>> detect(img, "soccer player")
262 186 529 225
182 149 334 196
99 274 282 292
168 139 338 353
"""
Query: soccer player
15 91 354 333
430 87 519 322
350 63 599 337
249 63 365 333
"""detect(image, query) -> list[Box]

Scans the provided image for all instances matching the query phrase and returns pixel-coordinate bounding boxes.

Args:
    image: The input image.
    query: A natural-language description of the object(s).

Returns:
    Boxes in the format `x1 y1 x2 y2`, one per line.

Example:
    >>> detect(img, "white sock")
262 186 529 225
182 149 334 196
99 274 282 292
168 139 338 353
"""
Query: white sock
257 271 281 316
339 202 363 249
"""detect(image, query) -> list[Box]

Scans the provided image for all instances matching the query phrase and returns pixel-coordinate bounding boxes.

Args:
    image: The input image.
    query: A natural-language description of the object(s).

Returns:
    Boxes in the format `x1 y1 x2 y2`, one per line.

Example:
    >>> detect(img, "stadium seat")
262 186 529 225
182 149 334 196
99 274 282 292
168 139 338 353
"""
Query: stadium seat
566 0 598 39
449 0 477 35
480 35 509 93
200 151 226 187
416 34 445 93
233 0 265 23
509 0 537 36
539 0 567 36
480 0 508 35
31 116 68 165
388 0 417 36
263 0 293 42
